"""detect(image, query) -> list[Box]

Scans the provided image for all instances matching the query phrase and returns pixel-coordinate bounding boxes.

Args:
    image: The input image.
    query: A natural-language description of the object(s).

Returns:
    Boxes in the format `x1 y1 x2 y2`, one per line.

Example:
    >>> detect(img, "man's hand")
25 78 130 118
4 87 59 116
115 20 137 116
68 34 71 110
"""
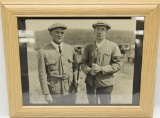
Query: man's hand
88 69 97 75
44 94 53 103
92 63 102 72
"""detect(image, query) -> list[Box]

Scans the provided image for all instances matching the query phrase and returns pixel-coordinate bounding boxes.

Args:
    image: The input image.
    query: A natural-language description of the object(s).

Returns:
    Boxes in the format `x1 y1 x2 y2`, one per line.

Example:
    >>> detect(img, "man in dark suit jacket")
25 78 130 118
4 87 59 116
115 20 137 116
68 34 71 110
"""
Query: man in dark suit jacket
38 22 78 104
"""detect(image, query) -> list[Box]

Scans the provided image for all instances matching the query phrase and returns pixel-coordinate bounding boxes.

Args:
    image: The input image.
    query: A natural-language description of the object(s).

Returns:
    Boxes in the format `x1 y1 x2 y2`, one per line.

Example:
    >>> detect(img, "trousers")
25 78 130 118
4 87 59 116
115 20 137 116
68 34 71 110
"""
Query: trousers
50 93 77 105
86 83 113 105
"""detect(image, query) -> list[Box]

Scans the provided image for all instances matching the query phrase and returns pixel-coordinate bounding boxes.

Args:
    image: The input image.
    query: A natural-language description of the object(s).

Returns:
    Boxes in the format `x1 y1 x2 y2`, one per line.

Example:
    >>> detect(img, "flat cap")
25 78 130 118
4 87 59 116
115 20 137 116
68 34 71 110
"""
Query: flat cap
48 22 67 31
92 21 111 30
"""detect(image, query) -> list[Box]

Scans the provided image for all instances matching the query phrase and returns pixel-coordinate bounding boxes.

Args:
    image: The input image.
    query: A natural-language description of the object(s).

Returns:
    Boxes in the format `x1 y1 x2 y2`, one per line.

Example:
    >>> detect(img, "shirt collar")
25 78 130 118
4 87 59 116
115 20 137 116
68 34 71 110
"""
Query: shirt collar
96 39 105 48
51 41 63 51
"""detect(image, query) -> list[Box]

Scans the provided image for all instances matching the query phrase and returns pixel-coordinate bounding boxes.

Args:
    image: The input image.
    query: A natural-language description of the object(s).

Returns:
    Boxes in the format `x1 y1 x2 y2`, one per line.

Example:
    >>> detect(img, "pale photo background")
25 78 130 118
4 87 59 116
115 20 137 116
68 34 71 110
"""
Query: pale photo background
0 6 160 117
25 19 135 104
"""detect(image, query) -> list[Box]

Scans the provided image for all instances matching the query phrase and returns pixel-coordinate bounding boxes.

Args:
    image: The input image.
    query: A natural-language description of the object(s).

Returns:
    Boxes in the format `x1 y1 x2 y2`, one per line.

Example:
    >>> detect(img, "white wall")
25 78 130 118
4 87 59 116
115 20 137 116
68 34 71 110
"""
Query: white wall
0 6 9 118
0 7 160 118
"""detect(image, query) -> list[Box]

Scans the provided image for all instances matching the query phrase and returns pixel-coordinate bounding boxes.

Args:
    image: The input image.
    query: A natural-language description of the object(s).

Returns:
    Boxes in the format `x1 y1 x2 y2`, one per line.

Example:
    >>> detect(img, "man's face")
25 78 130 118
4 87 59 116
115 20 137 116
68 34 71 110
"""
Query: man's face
49 28 65 45
94 26 107 41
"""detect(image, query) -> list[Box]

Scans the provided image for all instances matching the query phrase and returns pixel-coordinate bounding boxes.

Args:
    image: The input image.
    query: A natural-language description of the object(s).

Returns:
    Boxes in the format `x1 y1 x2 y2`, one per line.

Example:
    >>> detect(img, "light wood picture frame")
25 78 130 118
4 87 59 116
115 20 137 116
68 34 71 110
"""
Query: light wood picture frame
1 0 160 118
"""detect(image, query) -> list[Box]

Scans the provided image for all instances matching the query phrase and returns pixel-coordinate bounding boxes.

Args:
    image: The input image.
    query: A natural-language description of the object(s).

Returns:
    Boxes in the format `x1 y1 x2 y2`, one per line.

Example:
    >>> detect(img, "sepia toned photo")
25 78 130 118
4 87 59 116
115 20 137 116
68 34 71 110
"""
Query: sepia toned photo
18 18 143 105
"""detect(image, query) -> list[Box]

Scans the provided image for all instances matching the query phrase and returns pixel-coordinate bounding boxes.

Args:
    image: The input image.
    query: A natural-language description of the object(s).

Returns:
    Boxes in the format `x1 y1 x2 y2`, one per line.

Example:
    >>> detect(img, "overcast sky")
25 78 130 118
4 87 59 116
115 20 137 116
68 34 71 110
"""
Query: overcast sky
26 18 138 31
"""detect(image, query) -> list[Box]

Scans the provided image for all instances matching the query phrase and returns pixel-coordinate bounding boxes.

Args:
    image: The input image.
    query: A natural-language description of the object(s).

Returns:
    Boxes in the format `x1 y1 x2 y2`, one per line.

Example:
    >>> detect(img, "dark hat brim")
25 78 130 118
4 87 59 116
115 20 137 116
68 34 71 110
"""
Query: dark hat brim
48 26 67 31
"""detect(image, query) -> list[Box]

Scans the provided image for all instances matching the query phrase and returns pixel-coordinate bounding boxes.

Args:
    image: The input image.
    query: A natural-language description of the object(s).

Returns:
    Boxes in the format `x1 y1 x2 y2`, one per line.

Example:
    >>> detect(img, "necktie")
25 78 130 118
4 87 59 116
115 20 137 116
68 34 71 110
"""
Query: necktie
58 45 62 54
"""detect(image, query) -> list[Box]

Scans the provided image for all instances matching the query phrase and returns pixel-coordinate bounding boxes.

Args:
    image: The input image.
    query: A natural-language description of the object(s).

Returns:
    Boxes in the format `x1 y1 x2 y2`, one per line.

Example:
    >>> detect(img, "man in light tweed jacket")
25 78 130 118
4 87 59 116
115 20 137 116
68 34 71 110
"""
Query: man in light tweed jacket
38 22 78 104
81 21 122 104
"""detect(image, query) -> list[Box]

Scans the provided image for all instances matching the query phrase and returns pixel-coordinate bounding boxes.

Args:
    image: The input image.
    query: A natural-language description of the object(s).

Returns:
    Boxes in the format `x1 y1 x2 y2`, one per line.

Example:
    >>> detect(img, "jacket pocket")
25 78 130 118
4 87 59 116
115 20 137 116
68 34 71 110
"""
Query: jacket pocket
48 77 61 94
102 53 111 65
45 58 58 71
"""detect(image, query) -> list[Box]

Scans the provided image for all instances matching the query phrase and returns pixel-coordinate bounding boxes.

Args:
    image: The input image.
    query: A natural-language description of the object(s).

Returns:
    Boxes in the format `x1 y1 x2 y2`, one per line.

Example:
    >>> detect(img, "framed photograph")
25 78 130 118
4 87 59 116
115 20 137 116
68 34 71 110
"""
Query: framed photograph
1 0 160 118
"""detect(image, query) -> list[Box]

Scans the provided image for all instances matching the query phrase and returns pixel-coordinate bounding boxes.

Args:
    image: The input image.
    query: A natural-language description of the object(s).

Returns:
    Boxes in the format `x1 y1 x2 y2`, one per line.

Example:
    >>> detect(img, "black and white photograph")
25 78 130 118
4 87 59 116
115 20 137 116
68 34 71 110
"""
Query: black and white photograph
18 18 143 105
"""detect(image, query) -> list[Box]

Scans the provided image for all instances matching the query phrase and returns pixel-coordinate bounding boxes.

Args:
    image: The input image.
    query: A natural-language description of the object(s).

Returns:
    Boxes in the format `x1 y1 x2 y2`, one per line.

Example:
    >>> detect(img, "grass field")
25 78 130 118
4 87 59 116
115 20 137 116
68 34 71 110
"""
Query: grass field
27 49 134 104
